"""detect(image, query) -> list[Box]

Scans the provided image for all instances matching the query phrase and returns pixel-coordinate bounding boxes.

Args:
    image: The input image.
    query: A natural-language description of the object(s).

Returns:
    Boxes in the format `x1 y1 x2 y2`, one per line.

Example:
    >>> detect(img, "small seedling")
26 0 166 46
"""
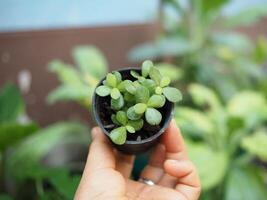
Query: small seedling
95 60 182 144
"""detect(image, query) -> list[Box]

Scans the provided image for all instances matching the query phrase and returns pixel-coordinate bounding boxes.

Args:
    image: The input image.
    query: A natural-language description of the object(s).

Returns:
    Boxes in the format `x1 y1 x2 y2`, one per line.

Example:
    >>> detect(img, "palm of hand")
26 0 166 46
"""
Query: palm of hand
75 120 201 200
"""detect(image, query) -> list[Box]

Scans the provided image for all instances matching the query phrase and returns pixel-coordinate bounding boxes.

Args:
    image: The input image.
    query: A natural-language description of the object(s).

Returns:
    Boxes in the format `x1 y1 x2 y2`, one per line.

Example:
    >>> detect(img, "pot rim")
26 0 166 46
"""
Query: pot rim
92 67 174 145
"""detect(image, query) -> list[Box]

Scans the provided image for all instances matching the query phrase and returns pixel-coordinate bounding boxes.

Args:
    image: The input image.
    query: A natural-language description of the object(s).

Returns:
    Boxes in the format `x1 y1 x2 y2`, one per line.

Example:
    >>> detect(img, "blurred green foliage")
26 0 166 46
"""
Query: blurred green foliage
129 0 267 101
47 46 108 108
0 84 90 200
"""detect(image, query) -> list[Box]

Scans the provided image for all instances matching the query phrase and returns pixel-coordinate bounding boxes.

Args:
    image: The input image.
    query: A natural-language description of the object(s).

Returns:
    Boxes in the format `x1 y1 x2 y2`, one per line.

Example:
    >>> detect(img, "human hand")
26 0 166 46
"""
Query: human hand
75 119 201 200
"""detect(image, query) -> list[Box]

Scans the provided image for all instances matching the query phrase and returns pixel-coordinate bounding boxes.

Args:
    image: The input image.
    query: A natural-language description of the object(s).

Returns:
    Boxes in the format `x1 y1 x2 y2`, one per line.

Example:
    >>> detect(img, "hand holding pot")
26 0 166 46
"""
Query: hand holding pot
75 119 201 200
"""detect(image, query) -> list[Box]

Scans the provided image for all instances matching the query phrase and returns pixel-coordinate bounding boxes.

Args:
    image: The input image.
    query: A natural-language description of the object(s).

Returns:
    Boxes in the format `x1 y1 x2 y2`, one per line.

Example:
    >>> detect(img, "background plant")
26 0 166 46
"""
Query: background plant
0 83 90 200
129 0 267 101
175 83 267 200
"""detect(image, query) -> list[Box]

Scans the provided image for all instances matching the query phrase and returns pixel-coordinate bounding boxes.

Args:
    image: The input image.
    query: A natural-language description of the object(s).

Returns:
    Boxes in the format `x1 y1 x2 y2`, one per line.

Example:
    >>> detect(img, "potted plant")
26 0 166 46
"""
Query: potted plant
92 60 182 154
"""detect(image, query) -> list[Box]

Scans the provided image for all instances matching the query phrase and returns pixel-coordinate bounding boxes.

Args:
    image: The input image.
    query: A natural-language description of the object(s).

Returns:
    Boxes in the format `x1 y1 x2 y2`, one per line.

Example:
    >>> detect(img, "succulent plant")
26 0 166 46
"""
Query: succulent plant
95 60 182 145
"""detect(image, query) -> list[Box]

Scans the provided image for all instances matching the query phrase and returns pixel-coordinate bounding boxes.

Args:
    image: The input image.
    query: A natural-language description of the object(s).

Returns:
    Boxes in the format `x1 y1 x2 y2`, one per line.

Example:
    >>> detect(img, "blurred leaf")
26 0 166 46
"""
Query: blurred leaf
186 141 228 190
149 67 162 85
175 107 214 137
95 85 111 97
224 5 267 28
48 60 83 86
202 0 229 13
0 122 38 151
48 169 81 200
106 73 117 88
0 83 25 122
145 108 162 126
212 32 253 54
142 60 153 77
111 95 125 110
188 84 222 111
241 130 267 161
155 63 183 82
227 91 267 128
47 85 93 105
72 46 107 79
225 167 267 200
6 122 89 179
253 36 267 63
0 194 13 200
128 37 197 62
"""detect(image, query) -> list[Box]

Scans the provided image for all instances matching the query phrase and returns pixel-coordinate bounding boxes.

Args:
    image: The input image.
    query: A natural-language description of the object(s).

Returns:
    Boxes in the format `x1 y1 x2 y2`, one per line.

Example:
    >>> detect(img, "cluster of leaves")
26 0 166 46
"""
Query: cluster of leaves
175 84 267 200
129 0 267 101
96 60 182 145
0 83 90 200
48 46 107 108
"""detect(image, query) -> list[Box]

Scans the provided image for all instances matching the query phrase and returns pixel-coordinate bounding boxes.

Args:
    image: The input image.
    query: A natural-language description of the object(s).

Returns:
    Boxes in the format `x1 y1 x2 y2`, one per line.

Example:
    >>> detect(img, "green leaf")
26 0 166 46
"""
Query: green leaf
128 37 197 62
48 60 83 86
186 141 228 190
0 83 25 122
127 106 142 120
174 107 214 138
0 195 13 200
127 119 143 131
142 60 153 77
189 84 221 111
155 63 183 82
113 71 122 83
124 80 136 95
155 86 163 95
110 127 127 145
6 122 89 179
0 122 38 151
227 91 267 128
48 169 81 199
111 114 120 125
47 85 92 105
241 130 267 161
145 108 162 125
126 125 135 133
225 167 267 200
162 87 182 103
149 67 162 85
130 70 141 79
116 111 127 126
133 103 147 114
111 95 124 110
95 85 111 97
135 86 150 103
160 76 171 88
123 92 135 103
110 88 121 99
147 95 166 108
72 46 107 78
106 73 117 88
140 79 156 94
202 0 229 13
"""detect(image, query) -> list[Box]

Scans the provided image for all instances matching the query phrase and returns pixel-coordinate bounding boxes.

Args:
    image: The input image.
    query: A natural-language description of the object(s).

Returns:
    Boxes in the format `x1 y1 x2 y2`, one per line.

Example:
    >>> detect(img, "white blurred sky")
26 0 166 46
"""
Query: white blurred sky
0 0 266 32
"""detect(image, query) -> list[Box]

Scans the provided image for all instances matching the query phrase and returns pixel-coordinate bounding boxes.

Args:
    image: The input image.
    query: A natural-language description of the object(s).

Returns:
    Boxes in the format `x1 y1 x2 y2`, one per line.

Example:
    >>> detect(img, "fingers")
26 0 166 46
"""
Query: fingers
161 119 188 159
164 160 201 200
85 127 116 172
140 144 166 183
115 150 135 178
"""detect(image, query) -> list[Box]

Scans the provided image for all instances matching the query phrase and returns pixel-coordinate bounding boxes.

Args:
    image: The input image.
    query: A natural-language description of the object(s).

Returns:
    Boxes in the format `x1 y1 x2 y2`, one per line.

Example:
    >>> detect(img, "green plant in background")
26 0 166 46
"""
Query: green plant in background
0 83 90 200
129 0 267 101
95 60 182 144
48 46 108 108
175 83 267 200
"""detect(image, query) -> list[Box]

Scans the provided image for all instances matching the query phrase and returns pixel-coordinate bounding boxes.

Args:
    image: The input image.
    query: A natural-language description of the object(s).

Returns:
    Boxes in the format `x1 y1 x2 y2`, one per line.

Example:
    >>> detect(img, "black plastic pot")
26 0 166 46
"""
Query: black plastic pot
92 68 174 154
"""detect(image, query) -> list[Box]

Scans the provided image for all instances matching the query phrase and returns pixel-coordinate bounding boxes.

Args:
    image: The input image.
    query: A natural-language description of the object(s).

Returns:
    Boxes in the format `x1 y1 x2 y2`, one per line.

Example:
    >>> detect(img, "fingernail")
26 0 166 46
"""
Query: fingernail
91 127 99 139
